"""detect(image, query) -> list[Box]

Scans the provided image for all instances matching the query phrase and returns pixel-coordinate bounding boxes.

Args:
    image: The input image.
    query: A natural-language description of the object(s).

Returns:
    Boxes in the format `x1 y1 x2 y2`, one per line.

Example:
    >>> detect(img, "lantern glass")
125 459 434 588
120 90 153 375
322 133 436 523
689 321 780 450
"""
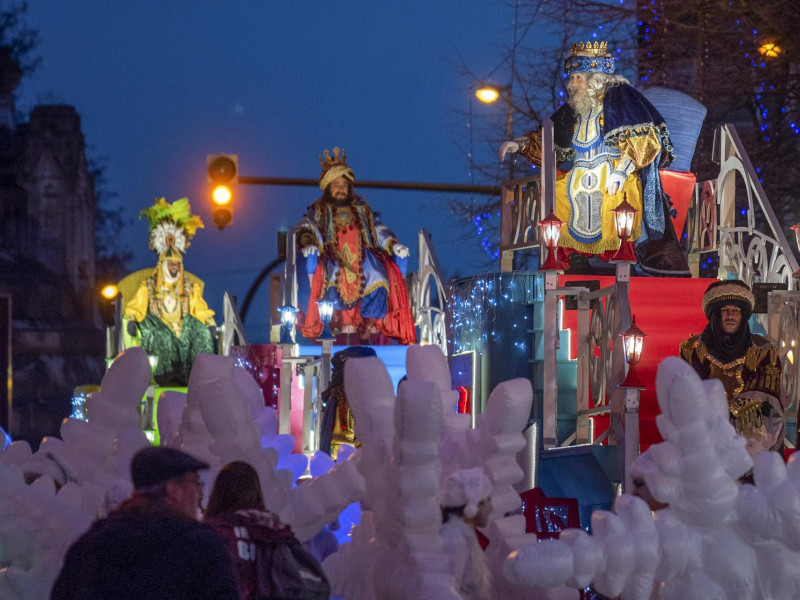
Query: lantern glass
318 299 334 323
621 316 646 365
615 210 635 238
624 334 643 364
280 306 296 328
543 221 560 246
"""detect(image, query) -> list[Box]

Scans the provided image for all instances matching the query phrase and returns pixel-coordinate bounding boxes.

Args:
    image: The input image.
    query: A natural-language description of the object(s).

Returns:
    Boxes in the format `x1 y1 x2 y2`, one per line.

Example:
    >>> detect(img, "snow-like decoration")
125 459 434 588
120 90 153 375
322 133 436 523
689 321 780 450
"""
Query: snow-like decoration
0 347 152 599
322 345 535 599
503 356 800 599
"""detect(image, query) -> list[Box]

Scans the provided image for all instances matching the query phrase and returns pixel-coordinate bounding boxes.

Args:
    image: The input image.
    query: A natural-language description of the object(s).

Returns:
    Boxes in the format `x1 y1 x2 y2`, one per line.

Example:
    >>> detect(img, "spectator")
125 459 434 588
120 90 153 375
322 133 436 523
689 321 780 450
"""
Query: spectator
51 446 239 600
205 461 330 600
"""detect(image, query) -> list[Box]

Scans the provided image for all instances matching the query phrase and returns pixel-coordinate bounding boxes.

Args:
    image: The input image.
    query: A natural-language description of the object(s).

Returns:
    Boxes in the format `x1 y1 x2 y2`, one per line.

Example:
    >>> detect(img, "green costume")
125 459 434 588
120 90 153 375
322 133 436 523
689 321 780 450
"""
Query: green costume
124 198 215 386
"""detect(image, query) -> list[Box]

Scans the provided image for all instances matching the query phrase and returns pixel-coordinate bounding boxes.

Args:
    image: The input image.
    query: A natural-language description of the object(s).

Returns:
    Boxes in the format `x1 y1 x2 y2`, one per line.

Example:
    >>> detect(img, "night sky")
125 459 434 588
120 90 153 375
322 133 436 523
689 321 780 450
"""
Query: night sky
16 1 516 341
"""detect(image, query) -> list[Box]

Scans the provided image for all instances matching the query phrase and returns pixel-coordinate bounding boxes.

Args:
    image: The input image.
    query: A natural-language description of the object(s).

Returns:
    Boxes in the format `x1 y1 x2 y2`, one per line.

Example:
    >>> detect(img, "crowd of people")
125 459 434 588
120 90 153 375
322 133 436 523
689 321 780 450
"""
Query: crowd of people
51 446 495 600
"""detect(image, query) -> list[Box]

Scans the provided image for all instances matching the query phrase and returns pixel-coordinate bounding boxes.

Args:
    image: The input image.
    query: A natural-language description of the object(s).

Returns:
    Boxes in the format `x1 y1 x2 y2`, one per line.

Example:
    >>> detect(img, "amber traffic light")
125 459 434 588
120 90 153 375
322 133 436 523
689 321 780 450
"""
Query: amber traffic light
207 154 238 230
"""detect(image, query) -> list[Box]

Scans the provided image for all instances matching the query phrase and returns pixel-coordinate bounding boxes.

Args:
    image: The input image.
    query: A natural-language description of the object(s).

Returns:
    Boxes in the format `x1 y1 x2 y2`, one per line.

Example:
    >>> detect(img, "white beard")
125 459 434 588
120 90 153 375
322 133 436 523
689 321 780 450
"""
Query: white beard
568 88 599 115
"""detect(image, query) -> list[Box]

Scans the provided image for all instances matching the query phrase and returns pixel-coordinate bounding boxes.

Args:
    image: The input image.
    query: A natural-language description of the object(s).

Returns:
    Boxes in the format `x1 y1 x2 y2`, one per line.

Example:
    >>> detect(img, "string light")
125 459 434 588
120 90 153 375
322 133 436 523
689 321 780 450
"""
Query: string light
448 272 539 355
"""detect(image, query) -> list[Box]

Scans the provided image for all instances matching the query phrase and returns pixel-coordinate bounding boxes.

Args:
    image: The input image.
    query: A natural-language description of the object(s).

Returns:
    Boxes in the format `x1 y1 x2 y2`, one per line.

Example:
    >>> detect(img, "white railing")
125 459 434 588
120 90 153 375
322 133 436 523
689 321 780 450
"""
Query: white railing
218 292 247 356
410 228 449 356
688 124 800 445
688 124 799 287
541 266 635 489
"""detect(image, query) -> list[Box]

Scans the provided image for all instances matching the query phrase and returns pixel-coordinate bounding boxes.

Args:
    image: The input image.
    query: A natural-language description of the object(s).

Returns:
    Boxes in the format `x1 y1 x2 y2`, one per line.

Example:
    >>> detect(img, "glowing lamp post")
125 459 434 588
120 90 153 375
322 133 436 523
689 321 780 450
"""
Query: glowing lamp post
317 299 335 341
619 315 646 493
278 304 298 345
538 209 563 271
610 196 638 263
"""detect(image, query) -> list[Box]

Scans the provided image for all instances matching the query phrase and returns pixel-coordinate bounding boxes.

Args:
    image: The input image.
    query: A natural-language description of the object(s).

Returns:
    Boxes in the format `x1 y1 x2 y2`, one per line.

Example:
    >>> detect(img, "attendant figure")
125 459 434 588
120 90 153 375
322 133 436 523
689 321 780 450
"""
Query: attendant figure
499 41 689 275
297 147 416 344
440 467 494 600
318 346 377 459
124 198 216 386
680 280 785 461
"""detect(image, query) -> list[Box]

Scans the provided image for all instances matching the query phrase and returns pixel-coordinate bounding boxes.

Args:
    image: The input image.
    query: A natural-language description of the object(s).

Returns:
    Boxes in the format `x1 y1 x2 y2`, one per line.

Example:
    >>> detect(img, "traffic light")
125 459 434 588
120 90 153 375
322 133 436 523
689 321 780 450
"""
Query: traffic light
207 154 238 230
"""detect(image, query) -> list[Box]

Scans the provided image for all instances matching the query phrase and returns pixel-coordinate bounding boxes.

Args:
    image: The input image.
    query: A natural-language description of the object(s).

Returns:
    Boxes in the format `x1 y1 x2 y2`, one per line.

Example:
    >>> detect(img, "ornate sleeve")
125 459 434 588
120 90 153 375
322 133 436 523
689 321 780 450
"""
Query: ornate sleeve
296 212 324 253
189 281 216 326
124 283 150 323
372 211 398 253
613 126 662 169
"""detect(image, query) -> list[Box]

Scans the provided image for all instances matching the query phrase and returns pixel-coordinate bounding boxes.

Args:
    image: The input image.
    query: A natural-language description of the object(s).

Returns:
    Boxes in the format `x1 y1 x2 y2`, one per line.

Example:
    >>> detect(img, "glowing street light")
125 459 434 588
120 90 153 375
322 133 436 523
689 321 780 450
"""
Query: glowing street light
475 85 502 104
100 284 119 300
758 41 782 58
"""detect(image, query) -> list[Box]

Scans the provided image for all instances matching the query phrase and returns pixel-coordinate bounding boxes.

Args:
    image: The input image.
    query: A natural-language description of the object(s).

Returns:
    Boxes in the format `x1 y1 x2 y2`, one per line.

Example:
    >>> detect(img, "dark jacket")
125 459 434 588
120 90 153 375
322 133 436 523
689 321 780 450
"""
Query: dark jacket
51 496 239 600
208 509 330 600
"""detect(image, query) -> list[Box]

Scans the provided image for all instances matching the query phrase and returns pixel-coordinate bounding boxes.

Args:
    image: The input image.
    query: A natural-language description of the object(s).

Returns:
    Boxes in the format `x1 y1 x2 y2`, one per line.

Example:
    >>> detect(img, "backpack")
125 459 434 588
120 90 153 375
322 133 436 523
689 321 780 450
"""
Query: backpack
212 511 331 600
252 531 331 600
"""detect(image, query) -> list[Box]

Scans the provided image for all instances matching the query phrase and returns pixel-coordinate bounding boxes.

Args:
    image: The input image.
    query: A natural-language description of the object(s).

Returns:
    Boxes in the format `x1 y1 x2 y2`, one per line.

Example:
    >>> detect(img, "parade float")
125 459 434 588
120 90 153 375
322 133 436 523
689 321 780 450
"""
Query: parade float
3 74 800 597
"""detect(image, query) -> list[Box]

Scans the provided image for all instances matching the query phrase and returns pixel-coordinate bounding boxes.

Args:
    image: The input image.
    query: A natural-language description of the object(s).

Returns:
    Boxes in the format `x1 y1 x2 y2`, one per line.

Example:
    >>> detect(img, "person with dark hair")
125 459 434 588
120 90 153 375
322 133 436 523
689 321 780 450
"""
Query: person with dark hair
204 461 330 600
296 147 416 344
680 280 784 459
51 447 239 600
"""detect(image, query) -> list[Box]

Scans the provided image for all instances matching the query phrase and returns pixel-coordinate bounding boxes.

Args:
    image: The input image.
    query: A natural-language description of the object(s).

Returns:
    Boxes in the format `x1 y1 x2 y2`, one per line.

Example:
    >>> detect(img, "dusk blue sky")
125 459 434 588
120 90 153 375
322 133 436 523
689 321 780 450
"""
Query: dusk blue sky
17 2 520 341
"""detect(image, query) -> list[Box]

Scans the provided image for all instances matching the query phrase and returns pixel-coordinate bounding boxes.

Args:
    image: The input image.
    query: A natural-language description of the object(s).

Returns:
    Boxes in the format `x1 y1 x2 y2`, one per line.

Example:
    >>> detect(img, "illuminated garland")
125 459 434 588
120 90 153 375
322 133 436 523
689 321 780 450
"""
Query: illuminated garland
447 272 539 355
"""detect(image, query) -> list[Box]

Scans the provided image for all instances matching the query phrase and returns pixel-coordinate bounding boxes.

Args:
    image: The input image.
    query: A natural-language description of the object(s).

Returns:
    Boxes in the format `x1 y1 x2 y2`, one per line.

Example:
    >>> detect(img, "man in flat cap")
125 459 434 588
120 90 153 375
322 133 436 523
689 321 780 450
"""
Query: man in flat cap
52 447 239 599
680 279 785 460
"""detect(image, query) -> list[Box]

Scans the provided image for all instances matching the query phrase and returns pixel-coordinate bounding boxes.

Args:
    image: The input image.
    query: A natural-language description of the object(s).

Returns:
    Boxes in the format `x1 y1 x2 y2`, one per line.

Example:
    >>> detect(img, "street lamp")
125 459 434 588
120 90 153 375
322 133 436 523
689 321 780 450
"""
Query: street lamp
610 195 638 263
475 83 513 140
538 209 563 271
475 82 515 179
99 284 119 362
278 304 298 345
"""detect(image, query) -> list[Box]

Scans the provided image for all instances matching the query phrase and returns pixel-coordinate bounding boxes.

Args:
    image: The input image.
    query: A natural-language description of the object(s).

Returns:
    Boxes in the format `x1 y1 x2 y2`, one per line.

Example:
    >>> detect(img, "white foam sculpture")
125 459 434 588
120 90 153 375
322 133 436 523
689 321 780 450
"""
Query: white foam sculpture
503 356 800 599
0 347 152 599
322 345 535 599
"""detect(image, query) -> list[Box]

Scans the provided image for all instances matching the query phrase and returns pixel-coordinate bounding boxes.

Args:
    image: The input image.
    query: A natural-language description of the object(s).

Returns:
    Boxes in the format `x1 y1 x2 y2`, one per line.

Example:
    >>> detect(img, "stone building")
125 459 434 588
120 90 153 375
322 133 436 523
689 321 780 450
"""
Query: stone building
0 47 104 445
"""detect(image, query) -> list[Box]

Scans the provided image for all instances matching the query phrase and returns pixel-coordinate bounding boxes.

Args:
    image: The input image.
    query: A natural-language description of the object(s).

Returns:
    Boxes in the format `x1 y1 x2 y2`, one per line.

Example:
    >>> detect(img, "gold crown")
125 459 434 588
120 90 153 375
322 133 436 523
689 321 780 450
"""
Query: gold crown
319 147 348 173
570 41 609 56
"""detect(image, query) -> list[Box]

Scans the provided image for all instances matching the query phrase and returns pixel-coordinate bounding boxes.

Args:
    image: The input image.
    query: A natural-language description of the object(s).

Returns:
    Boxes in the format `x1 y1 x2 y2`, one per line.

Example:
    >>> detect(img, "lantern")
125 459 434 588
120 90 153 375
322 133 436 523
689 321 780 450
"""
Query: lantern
610 195 638 262
538 209 563 271
317 298 335 340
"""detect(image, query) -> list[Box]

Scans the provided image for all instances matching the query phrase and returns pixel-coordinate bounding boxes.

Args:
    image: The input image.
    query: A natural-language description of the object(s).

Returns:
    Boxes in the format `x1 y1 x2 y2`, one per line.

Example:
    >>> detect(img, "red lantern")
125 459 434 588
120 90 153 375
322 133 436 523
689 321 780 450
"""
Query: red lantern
538 209 563 271
610 195 638 263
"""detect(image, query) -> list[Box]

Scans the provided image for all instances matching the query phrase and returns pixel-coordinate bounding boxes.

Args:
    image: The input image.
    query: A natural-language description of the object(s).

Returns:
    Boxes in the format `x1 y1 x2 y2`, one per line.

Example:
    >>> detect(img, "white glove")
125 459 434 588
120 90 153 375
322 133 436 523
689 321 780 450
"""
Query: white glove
301 245 319 257
606 170 627 196
392 243 409 259
498 140 520 162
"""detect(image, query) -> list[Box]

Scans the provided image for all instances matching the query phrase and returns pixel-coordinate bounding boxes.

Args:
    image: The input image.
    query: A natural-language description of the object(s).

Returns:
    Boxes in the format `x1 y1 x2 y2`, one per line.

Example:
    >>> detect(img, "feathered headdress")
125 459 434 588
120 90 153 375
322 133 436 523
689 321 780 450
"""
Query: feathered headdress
139 197 204 258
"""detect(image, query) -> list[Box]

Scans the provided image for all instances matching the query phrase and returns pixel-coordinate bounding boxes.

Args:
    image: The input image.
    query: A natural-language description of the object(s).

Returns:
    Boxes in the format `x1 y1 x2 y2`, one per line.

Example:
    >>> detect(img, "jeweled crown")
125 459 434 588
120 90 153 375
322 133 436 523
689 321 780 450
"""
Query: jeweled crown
570 41 609 56
319 147 348 175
